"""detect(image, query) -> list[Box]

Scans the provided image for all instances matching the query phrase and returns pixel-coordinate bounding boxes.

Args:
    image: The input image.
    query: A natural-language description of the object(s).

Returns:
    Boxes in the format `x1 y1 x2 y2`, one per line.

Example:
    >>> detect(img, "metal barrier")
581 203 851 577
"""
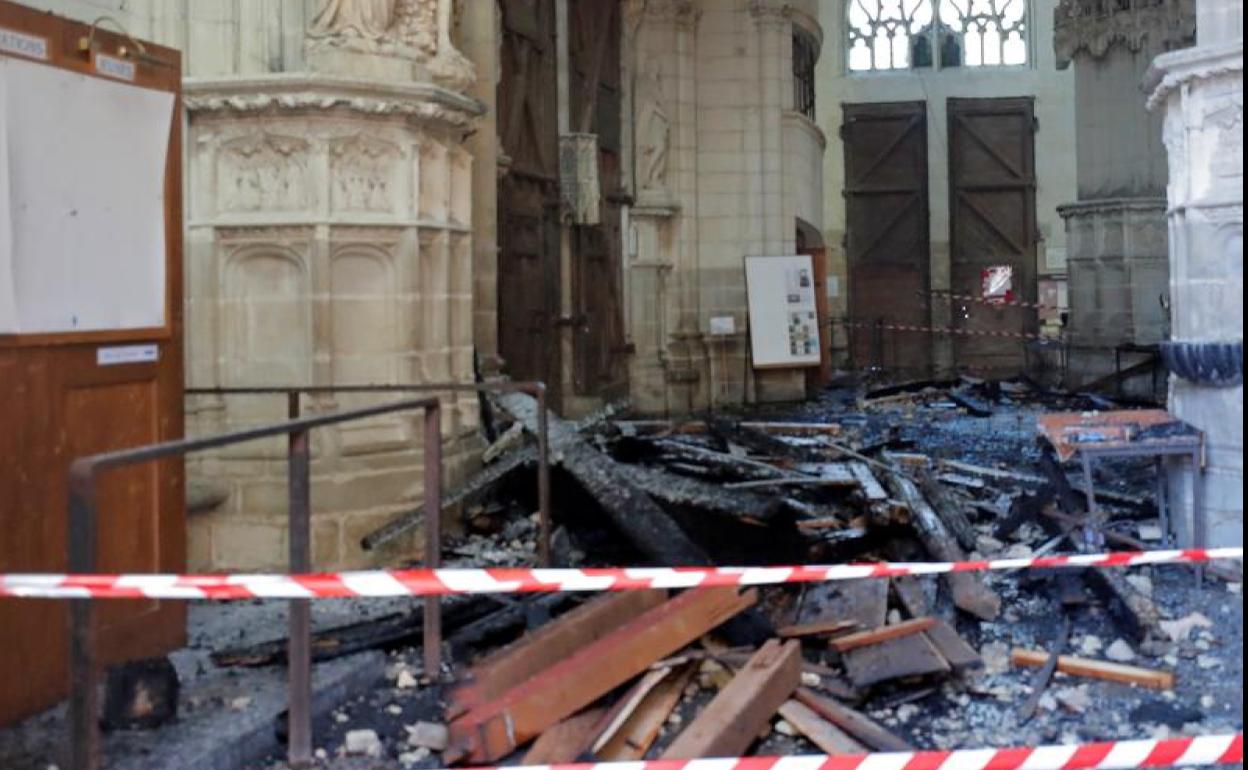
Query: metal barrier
68 396 442 770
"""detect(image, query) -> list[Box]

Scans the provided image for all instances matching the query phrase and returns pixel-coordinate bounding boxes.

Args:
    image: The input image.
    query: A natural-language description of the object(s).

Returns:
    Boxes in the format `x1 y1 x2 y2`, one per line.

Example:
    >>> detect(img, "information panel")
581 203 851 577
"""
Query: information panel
744 254 821 368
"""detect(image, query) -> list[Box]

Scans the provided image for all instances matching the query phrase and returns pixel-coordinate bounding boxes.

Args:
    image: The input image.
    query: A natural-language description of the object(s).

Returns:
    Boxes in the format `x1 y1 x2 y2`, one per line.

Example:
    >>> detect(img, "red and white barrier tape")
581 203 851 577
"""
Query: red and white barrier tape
839 320 1049 341
0 548 1240 601
927 289 1062 312
458 734 1244 770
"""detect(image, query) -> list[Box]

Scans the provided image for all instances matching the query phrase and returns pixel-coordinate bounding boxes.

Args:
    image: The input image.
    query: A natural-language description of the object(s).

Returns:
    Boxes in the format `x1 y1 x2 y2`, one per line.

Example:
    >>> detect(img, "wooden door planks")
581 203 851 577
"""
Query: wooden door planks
446 587 758 763
661 639 801 759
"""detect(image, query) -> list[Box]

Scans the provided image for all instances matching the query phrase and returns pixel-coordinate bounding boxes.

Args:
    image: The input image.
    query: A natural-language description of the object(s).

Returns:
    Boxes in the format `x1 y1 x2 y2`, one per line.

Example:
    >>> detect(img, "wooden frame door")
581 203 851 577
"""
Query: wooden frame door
948 97 1038 374
842 101 932 374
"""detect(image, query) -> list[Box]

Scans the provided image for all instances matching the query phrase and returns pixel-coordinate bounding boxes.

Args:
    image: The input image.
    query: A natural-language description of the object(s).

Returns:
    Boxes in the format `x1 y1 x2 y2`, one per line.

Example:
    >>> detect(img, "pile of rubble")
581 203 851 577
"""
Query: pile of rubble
263 378 1238 768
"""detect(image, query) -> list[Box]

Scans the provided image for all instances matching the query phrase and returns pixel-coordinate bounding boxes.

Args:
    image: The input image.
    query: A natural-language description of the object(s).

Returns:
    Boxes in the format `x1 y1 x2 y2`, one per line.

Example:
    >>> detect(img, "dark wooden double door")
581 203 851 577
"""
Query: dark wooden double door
496 0 627 408
843 97 1038 375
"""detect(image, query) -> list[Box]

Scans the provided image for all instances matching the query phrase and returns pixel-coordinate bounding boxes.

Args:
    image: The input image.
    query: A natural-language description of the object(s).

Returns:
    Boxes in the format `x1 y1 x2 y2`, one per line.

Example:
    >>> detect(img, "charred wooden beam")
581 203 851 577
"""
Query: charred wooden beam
446 588 758 763
793 687 913 751
884 471 1001 621
918 472 979 552
616 462 786 523
661 639 801 759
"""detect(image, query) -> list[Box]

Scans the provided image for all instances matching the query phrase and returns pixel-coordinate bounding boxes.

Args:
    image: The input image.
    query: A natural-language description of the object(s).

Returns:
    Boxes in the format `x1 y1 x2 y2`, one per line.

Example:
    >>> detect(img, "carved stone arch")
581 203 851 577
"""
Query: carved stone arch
220 243 313 393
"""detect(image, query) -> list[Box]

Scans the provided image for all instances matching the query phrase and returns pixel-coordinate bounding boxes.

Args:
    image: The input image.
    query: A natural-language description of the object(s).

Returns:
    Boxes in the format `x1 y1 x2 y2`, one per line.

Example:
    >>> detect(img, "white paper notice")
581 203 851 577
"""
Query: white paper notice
1 55 173 334
0 63 17 333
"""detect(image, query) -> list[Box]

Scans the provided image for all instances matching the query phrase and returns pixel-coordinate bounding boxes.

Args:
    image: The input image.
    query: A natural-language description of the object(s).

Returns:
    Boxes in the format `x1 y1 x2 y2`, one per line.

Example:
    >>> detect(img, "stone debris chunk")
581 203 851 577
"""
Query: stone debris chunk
344 729 383 758
1159 612 1213 643
1105 639 1136 662
396 668 419 689
405 721 450 751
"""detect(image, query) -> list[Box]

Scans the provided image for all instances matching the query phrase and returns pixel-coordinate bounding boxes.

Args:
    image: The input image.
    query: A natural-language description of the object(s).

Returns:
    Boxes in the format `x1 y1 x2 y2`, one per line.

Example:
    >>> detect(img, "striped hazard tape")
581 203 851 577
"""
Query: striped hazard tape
840 319 1049 341
0 547 1240 600
926 289 1063 312
454 734 1244 770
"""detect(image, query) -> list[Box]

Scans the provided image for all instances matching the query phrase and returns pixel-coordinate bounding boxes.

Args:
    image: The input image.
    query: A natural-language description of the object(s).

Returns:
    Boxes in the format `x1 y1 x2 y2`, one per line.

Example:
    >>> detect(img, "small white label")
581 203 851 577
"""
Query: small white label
94 52 136 81
826 276 840 298
97 344 159 366
0 27 49 60
709 315 736 336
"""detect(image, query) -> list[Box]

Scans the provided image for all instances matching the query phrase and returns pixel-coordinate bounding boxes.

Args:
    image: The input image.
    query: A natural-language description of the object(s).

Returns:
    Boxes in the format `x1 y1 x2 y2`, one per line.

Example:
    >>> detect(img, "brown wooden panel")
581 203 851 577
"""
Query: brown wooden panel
0 1 185 725
497 0 562 403
569 0 627 400
842 102 931 375
948 97 1037 374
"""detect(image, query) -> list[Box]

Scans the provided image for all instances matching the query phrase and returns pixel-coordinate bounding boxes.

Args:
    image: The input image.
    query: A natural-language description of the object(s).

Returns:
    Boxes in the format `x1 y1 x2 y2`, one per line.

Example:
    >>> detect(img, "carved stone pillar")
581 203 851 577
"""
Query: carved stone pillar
183 0 484 571
1146 1 1243 546
1054 0 1196 389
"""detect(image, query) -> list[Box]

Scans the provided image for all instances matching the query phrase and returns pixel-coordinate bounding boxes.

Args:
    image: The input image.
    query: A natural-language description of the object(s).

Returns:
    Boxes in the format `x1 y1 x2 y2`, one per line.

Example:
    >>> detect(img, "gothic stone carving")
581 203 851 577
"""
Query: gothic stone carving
637 60 672 197
1054 0 1195 68
329 133 403 213
307 0 474 90
218 133 311 213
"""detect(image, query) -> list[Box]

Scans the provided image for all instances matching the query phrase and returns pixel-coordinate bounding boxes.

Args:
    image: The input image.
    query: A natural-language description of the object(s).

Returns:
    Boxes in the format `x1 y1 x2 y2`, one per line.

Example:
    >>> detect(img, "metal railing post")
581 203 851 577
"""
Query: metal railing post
287 391 313 767
422 401 443 678
68 466 100 770
535 384 552 567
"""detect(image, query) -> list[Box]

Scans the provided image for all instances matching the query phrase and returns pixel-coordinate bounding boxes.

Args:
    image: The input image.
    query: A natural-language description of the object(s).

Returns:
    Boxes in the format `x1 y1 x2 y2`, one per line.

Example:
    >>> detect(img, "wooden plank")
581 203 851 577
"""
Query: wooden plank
922 620 981 671
831 618 937 653
848 462 889 501
661 639 801 759
589 666 674 754
523 707 607 763
794 688 913 751
449 589 668 718
778 699 867 754
842 633 951 688
596 665 694 760
891 576 930 618
1011 649 1174 690
447 587 758 763
777 619 857 639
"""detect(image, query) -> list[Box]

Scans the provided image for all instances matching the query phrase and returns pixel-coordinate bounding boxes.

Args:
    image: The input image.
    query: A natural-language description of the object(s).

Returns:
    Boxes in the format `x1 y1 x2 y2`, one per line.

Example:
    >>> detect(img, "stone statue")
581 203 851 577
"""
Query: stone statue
638 61 671 193
308 0 397 41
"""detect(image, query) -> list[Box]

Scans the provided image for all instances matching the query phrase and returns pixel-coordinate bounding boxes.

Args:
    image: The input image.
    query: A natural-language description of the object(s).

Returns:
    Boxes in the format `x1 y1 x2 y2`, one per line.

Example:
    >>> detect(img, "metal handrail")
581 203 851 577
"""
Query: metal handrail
68 396 441 770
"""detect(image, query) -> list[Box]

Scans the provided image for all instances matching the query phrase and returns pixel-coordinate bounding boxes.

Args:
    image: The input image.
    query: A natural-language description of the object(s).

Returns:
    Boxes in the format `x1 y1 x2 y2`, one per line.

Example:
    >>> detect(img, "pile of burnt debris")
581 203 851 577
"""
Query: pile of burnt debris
244 378 1243 768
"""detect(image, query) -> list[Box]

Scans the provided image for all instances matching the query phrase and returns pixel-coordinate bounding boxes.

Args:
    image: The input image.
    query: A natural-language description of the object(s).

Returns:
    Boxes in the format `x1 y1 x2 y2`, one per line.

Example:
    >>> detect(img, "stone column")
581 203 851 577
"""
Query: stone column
458 0 502 375
1054 0 1196 391
1146 0 1243 546
183 0 485 571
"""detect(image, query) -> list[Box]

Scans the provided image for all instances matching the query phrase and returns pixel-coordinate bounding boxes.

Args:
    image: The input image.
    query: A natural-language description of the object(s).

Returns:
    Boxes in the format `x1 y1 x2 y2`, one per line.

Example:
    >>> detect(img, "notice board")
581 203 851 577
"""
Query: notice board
0 1 185 726
744 255 821 368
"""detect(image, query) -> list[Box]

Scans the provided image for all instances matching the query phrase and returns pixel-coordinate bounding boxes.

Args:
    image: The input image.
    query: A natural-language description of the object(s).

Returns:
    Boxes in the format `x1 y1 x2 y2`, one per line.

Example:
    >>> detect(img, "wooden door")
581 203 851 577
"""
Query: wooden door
948 97 1037 374
568 0 627 400
497 0 562 402
0 2 185 724
842 102 932 375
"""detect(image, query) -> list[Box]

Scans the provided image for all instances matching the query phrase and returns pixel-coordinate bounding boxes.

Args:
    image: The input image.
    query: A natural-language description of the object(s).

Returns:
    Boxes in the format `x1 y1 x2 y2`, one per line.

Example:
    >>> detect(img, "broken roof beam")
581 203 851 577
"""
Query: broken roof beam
884 471 1001 621
830 618 937 653
616 463 785 523
594 664 694 759
660 639 802 759
777 699 868 754
448 589 668 719
446 587 758 763
793 687 913 751
1011 648 1175 690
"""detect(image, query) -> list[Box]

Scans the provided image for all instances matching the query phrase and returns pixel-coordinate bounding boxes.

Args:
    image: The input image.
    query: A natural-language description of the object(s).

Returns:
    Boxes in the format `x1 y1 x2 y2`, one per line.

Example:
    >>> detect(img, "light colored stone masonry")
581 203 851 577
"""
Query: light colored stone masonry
624 0 826 414
1148 2 1243 547
29 0 487 571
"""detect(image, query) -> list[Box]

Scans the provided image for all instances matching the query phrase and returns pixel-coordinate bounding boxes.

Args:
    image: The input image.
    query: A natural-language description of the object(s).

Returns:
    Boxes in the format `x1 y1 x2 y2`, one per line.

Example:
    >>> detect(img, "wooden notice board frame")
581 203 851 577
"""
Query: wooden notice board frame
0 0 185 725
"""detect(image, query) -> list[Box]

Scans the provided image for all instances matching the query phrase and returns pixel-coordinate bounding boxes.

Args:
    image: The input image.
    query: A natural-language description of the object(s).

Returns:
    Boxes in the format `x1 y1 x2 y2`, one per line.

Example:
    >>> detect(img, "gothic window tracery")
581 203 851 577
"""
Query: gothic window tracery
847 0 1028 70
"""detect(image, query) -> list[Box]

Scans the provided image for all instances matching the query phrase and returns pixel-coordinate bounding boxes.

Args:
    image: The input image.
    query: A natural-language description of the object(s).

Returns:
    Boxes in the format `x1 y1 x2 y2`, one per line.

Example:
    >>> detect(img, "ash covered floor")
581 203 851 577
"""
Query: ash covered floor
1 379 1242 770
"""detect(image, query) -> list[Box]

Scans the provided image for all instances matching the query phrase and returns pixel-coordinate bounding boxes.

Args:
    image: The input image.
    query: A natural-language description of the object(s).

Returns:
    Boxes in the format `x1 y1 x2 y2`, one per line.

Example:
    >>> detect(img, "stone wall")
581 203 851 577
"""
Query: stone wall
27 0 487 571
623 0 826 413
1148 12 1243 547
816 0 1078 372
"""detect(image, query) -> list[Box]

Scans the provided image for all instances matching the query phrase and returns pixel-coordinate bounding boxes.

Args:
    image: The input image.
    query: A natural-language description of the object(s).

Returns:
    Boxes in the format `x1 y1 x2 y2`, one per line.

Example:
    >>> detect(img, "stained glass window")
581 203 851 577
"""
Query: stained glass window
847 0 1028 70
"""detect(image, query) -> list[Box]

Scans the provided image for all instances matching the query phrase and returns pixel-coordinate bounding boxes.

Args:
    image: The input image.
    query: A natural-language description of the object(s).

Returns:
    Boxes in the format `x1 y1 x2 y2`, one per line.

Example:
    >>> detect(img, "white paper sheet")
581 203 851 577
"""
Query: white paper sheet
0 62 17 333
1 55 173 334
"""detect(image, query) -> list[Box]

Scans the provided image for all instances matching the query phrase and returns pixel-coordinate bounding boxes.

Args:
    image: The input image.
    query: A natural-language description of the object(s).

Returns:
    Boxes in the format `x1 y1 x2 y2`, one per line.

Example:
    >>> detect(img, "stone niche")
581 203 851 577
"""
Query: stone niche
183 63 483 570
1147 11 1243 548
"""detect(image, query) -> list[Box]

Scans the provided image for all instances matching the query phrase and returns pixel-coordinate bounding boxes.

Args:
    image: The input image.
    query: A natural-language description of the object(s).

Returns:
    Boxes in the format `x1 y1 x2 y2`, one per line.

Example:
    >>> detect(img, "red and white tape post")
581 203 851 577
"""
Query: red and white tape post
0 547 1240 601
457 734 1244 770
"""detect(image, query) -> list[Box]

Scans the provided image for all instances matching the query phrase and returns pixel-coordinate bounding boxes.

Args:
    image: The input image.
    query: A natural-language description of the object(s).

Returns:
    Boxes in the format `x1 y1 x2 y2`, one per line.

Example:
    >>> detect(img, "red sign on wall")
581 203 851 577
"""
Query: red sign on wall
981 265 1015 305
